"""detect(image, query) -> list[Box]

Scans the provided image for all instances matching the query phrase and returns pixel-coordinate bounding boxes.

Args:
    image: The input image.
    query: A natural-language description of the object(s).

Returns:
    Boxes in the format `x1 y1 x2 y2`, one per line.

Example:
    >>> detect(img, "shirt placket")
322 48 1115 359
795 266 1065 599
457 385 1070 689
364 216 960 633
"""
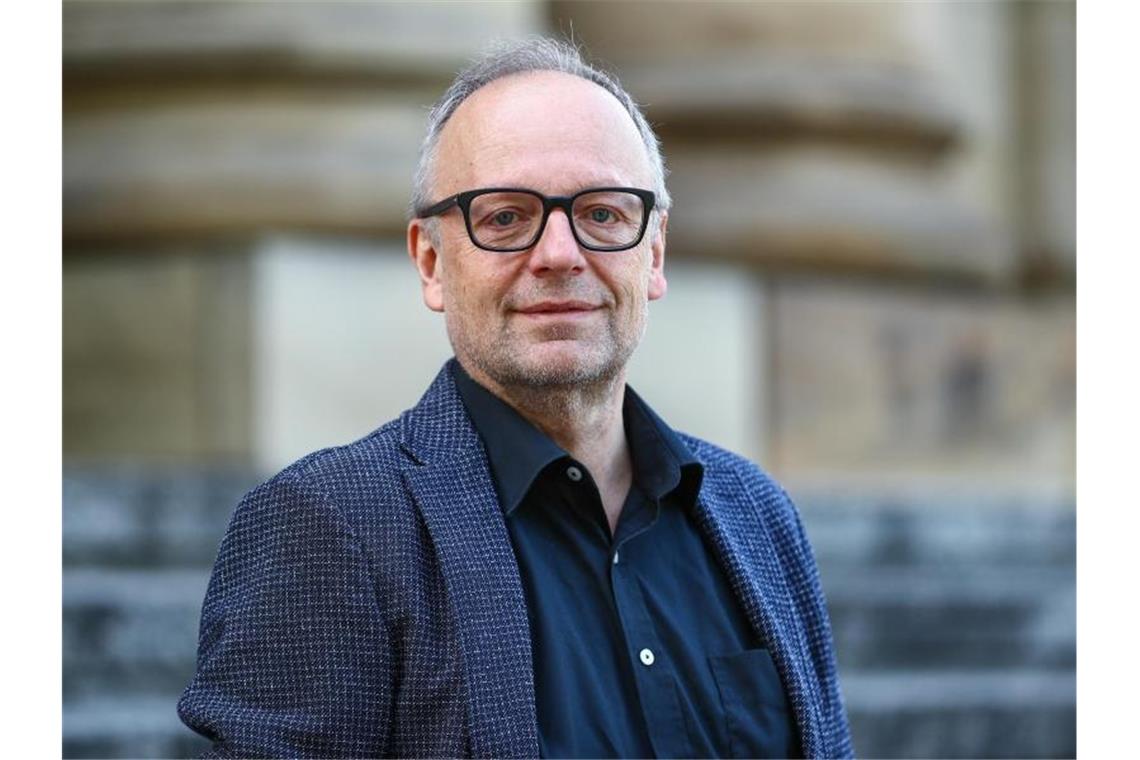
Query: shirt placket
609 506 695 759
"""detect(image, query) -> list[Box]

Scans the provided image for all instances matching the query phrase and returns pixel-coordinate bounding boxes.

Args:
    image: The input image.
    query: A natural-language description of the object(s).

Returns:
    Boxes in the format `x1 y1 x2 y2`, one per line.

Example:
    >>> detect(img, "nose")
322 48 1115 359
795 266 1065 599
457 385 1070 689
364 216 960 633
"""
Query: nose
527 208 586 276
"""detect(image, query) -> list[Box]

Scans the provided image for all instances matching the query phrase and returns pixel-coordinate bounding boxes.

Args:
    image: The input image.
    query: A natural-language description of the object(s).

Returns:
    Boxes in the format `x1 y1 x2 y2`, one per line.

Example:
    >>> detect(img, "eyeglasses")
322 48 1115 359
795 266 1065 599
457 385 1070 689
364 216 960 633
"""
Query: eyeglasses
414 187 656 253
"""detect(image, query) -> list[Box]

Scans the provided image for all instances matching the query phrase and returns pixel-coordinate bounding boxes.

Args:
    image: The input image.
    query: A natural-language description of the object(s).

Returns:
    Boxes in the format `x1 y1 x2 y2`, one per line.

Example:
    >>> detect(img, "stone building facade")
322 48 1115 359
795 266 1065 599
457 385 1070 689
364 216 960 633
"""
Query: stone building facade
63 2 1075 757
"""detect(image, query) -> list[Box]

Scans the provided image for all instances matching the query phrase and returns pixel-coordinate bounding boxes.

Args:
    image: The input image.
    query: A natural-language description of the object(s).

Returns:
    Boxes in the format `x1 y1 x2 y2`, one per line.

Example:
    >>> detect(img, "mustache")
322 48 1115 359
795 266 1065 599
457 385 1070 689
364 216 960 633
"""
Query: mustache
503 286 614 311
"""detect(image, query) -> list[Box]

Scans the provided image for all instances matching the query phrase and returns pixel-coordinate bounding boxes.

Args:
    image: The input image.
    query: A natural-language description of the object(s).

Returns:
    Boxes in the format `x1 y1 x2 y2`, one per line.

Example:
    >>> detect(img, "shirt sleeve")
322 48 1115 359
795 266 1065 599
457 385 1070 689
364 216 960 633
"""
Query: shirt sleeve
177 469 393 758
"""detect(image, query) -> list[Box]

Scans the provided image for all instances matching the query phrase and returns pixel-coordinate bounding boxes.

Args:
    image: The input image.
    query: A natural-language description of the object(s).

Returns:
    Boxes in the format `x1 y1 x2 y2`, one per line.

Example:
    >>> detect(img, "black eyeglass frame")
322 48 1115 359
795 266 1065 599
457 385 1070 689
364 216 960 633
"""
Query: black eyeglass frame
414 187 657 253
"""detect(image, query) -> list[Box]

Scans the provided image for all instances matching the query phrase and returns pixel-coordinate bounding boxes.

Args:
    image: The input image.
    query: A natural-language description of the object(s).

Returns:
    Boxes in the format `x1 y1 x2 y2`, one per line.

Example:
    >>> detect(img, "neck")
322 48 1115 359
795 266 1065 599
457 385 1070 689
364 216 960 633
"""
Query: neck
468 362 628 459
460 359 633 522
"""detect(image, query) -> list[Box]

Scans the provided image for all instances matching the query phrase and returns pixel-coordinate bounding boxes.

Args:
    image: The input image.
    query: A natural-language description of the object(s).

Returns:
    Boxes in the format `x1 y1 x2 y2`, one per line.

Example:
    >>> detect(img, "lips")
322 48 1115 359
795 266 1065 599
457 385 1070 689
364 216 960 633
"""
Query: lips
514 300 601 314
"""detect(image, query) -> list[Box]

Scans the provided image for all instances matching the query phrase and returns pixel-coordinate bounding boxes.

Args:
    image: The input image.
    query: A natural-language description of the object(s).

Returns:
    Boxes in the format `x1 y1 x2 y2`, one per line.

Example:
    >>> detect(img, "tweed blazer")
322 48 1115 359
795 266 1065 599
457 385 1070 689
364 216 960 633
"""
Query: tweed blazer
178 360 853 759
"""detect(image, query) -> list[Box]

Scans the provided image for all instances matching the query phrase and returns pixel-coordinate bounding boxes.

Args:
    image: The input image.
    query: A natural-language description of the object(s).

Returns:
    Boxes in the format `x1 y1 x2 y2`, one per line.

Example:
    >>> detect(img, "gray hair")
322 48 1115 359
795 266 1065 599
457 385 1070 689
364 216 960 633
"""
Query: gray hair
409 37 671 224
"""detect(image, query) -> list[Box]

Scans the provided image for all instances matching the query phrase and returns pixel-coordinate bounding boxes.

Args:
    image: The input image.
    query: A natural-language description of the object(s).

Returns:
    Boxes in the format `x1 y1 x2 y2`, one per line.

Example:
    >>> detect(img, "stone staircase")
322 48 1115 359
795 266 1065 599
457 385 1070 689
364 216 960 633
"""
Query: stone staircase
63 469 1075 758
798 492 1076 758
63 466 258 759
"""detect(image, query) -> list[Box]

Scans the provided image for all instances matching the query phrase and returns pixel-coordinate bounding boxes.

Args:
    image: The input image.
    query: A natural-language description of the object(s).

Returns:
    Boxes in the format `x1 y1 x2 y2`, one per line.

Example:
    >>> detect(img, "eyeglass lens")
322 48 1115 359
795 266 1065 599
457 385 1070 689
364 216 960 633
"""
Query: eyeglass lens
468 191 645 250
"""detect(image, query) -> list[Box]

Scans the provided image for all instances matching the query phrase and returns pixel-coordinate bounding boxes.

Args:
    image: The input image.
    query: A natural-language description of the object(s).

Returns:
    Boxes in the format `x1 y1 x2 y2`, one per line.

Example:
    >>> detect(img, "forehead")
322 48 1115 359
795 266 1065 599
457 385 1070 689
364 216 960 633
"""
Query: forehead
435 70 653 195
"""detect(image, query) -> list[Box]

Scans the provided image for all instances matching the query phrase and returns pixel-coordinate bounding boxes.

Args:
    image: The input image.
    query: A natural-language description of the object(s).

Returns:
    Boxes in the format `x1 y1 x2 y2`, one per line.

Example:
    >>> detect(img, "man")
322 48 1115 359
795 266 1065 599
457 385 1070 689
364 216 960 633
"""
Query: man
179 38 852 759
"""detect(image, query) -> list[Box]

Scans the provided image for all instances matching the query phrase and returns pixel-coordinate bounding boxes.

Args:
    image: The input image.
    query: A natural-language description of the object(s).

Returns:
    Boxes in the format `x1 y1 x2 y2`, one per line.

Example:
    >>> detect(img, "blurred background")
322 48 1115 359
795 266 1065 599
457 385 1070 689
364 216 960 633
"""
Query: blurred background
62 1 1075 758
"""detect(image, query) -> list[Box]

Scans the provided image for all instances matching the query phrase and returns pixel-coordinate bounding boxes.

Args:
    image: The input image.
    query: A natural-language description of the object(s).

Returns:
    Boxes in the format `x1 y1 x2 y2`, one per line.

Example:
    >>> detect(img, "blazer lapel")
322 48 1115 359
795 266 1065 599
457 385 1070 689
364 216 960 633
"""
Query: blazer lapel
692 468 827 757
399 363 539 758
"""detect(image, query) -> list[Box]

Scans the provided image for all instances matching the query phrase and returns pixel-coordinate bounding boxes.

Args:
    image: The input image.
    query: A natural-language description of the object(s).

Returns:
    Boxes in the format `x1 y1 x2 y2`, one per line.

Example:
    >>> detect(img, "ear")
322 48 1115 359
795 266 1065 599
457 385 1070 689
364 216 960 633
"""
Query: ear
647 210 668 301
407 218 445 312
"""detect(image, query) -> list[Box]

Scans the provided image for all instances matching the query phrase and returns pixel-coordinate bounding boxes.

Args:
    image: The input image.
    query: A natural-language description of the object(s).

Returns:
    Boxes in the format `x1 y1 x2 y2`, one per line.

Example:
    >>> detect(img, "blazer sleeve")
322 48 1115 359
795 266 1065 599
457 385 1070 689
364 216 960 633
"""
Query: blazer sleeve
177 469 393 759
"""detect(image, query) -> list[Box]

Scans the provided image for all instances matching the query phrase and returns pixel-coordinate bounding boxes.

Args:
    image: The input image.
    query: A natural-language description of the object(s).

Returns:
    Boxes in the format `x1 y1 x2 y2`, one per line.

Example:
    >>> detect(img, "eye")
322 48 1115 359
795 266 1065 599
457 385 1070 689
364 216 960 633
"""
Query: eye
490 210 520 227
589 208 617 224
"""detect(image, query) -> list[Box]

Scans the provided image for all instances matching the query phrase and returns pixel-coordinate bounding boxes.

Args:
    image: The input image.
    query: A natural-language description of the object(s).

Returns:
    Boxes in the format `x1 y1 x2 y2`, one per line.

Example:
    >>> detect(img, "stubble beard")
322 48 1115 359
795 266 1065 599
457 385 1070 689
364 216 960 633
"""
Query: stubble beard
446 299 648 413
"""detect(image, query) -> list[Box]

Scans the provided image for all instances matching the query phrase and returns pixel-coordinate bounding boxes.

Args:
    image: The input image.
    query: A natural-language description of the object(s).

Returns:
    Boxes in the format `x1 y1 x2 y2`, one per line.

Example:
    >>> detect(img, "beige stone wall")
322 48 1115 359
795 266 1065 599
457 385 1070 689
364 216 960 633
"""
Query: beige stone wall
1014 0 1076 279
769 279 1074 495
246 236 453 472
63 0 1074 495
63 246 252 460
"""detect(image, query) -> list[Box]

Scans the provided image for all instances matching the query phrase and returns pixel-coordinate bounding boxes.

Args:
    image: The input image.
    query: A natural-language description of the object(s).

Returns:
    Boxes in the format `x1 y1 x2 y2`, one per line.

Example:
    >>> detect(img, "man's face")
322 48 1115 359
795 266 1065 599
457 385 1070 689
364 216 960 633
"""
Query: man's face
408 71 668 390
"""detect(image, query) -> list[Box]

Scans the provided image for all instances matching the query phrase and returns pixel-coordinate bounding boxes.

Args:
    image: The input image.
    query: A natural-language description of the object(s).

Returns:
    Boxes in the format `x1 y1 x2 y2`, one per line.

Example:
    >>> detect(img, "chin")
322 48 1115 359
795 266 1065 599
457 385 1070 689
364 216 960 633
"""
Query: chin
498 341 624 388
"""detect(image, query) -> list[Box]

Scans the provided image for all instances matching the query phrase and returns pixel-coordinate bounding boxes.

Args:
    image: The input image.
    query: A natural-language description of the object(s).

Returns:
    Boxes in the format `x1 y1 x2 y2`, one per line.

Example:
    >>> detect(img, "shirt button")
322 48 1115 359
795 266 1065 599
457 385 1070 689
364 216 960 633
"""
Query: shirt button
612 551 620 565
639 648 655 666
566 465 583 482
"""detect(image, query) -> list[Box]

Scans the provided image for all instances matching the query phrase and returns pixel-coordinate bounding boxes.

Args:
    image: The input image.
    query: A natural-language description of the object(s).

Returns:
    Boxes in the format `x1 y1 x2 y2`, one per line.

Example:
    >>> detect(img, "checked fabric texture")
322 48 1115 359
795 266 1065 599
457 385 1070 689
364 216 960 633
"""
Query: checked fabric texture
177 359 853 758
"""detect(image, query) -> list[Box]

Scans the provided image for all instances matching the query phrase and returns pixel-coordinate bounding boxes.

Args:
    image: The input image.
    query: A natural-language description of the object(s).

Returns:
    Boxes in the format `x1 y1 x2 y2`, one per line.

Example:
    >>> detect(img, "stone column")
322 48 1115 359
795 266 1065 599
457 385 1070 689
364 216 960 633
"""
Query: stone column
63 0 544 467
551 0 1074 494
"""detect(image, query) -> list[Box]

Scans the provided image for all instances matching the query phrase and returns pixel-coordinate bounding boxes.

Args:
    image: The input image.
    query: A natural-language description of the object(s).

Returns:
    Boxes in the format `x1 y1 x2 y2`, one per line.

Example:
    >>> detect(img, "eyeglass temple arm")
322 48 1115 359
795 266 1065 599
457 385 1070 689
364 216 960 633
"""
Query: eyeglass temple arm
415 195 460 219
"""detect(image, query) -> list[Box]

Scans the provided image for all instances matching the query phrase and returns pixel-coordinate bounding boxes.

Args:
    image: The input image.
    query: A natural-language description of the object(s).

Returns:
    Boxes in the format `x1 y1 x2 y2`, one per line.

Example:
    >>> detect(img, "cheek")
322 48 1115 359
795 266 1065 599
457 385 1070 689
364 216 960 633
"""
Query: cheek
616 280 644 310
608 260 653 307
443 257 514 316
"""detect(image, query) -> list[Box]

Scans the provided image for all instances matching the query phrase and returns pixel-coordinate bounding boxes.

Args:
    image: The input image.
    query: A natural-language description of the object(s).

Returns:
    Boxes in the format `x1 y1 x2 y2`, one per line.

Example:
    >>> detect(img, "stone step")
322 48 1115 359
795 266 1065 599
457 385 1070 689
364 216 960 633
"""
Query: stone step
841 669 1075 758
63 466 259 567
64 695 209 759
799 501 1075 569
832 619 1074 670
820 565 1075 602
822 566 1074 669
63 568 207 700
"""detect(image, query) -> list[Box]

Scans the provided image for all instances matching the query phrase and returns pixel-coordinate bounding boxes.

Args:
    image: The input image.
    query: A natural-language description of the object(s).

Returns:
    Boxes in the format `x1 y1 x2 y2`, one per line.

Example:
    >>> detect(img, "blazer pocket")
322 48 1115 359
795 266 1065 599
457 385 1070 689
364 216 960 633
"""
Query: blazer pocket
709 648 800 759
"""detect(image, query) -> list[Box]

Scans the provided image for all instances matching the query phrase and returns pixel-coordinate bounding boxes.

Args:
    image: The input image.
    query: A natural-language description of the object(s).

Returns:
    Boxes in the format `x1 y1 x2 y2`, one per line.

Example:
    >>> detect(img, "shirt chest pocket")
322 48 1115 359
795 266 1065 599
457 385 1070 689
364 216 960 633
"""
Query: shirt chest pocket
708 648 801 759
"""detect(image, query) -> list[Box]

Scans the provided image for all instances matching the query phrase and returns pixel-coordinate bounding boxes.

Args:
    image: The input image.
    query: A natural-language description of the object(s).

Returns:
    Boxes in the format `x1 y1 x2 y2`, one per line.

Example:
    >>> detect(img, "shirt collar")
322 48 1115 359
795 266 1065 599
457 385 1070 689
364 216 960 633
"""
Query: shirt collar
451 359 703 517
451 361 566 515
622 383 704 504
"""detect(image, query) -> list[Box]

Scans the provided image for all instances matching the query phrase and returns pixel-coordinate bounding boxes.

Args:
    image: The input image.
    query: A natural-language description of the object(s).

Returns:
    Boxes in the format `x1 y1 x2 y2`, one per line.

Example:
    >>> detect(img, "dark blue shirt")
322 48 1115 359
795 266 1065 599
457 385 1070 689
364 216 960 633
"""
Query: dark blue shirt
452 362 799 759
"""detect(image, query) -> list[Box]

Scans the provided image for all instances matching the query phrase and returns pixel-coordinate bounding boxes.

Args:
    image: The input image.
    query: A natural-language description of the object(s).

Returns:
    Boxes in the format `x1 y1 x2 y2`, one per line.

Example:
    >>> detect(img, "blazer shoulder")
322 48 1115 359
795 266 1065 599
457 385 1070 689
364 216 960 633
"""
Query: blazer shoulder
239 417 414 535
678 433 794 506
679 431 825 580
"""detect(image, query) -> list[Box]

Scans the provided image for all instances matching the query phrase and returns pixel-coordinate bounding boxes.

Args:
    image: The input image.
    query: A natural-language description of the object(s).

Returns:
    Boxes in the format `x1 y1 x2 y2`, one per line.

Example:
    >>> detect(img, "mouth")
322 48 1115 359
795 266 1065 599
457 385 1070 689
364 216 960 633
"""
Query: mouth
513 300 603 319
